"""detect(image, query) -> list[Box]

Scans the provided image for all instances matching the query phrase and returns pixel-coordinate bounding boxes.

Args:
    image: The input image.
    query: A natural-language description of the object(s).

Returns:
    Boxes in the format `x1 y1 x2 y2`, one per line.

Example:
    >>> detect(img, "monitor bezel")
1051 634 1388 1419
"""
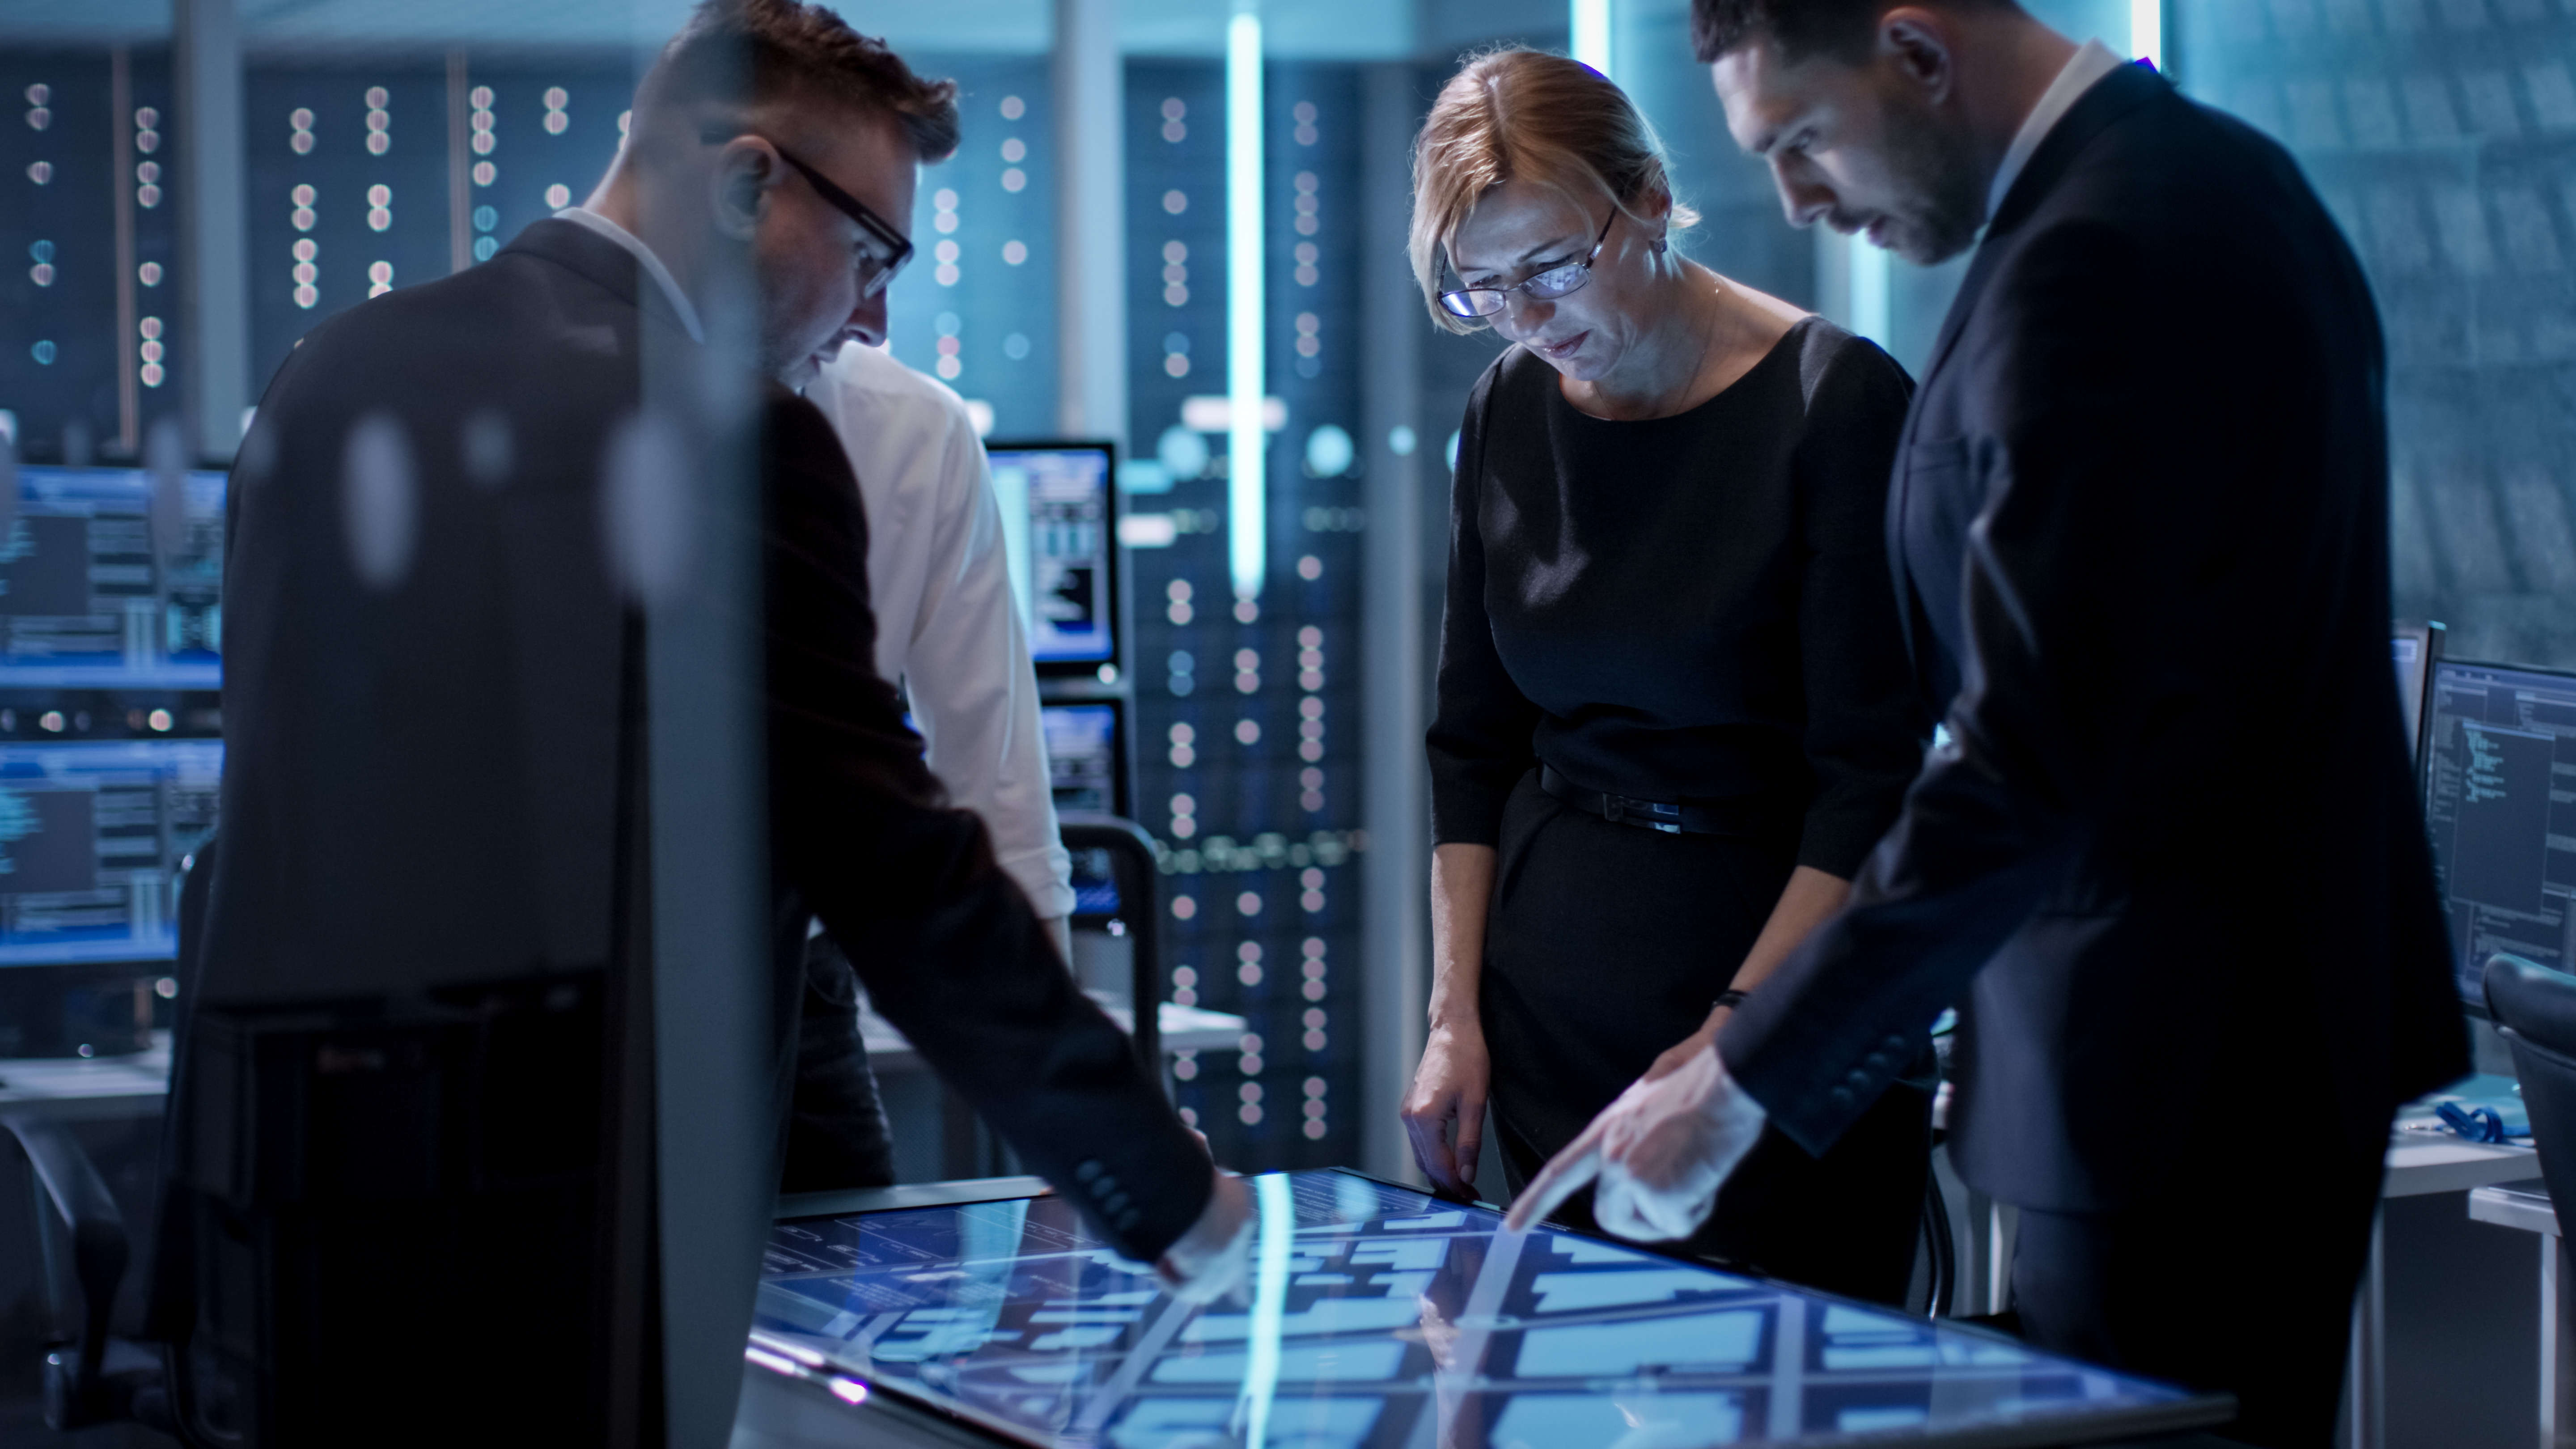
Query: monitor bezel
2421 654 2576 1020
2393 619 2445 787
986 439 1121 682
1039 694 1128 824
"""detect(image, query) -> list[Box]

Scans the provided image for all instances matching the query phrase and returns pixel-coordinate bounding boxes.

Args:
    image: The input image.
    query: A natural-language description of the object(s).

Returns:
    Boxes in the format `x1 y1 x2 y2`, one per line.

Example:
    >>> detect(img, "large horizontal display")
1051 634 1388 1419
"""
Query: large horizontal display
754 1169 2224 1448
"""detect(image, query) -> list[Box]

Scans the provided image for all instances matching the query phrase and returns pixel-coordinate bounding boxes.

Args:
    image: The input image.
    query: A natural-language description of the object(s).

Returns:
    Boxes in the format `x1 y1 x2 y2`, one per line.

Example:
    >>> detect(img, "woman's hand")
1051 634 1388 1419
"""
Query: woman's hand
1401 1017 1492 1200
1644 1009 1726 1083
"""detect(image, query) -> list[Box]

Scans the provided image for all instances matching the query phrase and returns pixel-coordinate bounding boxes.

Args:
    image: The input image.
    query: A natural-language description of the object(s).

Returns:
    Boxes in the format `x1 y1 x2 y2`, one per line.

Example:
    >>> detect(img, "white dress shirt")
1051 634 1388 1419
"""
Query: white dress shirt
555 207 704 343
805 343 1075 919
1985 38 2129 225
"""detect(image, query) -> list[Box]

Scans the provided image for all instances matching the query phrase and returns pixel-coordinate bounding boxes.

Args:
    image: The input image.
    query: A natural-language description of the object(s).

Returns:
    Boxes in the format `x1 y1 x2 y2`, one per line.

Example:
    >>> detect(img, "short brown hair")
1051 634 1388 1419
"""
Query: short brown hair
1408 49 1697 334
1690 0 2011 64
638 0 960 162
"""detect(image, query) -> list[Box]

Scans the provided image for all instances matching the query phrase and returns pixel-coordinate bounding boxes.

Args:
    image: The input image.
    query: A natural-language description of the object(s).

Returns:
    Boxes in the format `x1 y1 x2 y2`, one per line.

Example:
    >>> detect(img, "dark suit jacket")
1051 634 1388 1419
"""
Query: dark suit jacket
201 217 1208 1258
1719 62 2468 1212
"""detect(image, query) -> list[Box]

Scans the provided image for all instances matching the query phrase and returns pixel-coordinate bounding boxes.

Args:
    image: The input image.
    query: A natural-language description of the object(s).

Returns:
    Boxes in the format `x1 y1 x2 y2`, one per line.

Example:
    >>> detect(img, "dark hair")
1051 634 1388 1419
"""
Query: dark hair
1690 0 2008 64
639 0 961 162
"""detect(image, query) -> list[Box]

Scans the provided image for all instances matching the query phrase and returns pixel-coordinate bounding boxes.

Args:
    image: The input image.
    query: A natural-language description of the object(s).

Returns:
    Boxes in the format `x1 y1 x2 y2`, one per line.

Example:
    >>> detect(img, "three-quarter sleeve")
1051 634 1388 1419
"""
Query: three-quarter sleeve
1426 360 1542 847
1789 336 1928 877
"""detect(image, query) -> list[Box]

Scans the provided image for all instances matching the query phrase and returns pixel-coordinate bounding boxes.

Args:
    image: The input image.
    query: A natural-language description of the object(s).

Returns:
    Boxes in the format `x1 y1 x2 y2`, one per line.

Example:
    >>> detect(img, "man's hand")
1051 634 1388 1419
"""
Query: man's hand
1503 1042 1767 1242
1155 1169 1254 1305
1399 1018 1491 1199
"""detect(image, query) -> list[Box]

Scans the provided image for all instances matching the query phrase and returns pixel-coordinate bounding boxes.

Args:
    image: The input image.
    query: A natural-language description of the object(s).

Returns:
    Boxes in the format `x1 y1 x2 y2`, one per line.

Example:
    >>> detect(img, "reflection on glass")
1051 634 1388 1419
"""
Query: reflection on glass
754 1169 2216 1447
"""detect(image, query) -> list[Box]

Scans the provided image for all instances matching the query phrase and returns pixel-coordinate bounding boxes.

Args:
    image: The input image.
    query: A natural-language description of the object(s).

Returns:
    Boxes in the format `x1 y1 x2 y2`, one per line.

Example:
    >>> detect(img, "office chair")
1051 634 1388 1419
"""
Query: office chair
1056 813 1165 1073
1 837 215 1434
2485 952 2576 1219
1920 1168 1957 1317
13 831 631 1445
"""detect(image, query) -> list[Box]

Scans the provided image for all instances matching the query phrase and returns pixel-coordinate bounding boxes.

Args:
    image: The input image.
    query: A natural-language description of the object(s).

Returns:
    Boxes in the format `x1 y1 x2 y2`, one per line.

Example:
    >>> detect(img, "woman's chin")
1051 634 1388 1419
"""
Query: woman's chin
1530 345 1606 381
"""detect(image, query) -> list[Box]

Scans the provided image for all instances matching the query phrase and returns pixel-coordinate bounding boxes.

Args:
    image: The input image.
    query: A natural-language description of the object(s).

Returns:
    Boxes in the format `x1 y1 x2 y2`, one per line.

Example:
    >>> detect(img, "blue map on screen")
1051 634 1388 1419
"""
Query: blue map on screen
754 1169 2219 1448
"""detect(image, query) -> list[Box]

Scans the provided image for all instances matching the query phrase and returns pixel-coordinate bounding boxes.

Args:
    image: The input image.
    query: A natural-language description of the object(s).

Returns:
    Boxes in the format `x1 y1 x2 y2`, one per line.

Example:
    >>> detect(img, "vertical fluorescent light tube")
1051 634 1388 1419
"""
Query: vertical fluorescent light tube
1233 1173 1294 1448
1226 4 1267 600
1572 0 1613 78
2131 0 2162 68
1849 236 1891 348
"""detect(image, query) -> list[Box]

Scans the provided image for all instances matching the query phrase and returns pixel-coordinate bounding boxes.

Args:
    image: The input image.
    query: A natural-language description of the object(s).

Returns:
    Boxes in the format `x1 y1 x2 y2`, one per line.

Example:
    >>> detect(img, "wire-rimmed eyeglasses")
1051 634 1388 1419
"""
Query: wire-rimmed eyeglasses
711 131 916 300
1438 208 1618 320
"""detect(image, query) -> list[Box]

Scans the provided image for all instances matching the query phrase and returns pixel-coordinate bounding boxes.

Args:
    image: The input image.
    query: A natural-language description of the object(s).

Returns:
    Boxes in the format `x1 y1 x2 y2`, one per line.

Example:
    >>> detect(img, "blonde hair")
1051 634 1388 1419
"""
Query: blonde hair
1409 48 1698 334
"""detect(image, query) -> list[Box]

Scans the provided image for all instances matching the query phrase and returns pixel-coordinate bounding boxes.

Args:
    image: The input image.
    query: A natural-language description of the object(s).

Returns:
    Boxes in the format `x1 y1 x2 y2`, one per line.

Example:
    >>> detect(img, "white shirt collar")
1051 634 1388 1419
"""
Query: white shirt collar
554 206 705 344
1985 38 2129 225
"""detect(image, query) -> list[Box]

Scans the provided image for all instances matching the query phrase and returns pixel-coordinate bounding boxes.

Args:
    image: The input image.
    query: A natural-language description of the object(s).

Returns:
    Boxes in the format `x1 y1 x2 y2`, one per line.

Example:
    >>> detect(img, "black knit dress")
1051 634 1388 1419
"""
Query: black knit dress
1428 317 1935 1305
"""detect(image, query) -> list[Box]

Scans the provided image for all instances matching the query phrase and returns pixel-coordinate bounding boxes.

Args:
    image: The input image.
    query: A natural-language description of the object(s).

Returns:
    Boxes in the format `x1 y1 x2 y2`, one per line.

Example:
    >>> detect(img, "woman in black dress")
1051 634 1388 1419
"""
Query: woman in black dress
1396 49 1932 1304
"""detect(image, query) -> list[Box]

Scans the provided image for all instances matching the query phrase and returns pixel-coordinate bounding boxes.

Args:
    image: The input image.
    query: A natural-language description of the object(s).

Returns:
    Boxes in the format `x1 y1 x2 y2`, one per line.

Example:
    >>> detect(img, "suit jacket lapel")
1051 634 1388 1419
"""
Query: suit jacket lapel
1886 387 1930 698
1887 62 2171 714
1920 61 2171 390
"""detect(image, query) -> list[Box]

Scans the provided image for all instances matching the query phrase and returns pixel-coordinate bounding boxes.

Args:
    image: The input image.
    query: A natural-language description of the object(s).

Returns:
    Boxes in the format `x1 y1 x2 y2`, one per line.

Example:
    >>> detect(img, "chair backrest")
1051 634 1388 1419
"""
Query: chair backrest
2483 953 2576 1216
142 835 214 1347
1057 813 1164 1074
147 827 634 1445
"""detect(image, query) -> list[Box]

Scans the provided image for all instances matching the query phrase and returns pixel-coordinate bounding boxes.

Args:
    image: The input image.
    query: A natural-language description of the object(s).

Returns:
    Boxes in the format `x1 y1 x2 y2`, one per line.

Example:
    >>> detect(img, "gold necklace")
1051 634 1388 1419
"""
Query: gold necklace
1648 274 1726 419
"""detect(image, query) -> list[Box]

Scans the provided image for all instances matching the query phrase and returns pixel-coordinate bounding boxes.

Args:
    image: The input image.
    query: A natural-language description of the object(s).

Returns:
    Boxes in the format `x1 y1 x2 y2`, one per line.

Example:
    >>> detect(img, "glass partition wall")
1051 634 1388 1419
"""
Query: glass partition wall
2172 0 2576 671
6 0 2569 1241
2 0 776 1438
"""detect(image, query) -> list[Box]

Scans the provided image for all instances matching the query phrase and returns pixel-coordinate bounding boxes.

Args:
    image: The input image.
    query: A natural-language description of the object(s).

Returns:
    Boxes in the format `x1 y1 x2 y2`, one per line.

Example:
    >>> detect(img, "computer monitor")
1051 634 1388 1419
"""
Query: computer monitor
2394 621 2445 775
987 442 1118 677
2422 659 2576 1005
0 737 221 968
0 465 226 689
1041 699 1124 818
753 1169 2230 1447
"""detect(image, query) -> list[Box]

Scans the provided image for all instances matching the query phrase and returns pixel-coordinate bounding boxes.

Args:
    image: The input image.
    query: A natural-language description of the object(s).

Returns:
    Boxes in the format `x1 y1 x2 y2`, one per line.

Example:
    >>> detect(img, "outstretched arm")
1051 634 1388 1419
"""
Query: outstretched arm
762 393 1230 1269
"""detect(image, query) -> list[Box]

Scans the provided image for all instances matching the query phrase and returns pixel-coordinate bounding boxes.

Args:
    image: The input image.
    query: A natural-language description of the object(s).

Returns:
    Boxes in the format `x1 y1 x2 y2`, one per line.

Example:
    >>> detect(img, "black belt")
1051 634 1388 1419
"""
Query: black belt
1538 765 1796 839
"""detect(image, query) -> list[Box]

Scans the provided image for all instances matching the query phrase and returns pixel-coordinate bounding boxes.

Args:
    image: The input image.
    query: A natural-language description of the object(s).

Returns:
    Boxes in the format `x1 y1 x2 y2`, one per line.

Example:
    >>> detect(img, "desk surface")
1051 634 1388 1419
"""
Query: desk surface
860 998 1246 1073
2469 1183 2558 1237
0 998 1249 1118
0 1033 172 1120
2382 1134 2540 1197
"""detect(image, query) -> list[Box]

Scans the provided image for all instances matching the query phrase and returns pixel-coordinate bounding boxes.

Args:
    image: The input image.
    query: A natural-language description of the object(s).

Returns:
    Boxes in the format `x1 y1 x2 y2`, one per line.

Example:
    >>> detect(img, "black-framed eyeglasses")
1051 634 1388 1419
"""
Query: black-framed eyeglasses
720 133 916 300
1439 208 1618 320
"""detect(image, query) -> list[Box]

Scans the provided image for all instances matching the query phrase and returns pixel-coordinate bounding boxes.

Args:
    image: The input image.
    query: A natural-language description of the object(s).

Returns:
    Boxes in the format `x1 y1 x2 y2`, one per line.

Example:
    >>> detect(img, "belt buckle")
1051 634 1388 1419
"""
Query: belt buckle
1605 792 1685 835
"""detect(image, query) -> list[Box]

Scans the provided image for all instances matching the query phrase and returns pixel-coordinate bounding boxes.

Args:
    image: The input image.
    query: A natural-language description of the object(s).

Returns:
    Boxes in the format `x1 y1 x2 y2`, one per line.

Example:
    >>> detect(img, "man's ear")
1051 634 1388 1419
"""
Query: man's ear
710 136 781 242
1877 7 1958 105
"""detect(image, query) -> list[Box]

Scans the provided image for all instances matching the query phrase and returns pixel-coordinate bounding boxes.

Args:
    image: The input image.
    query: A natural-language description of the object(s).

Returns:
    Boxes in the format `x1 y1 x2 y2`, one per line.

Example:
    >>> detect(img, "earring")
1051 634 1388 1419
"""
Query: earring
1651 236 1669 254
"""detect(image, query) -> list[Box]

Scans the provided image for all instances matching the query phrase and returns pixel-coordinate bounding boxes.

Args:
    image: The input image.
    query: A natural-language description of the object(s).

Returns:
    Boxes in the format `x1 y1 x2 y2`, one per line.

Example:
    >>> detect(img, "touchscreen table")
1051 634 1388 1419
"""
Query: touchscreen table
753 1169 2227 1448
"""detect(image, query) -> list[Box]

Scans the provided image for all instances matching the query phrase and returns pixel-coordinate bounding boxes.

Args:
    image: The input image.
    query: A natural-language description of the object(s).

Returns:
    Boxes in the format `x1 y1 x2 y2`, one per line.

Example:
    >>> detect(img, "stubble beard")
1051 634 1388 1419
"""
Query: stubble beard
1874 93 1988 266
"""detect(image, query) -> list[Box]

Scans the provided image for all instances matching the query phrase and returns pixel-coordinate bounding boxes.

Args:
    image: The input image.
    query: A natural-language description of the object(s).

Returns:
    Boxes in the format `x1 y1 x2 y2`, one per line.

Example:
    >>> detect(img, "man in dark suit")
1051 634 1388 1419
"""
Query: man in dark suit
183 0 1247 1409
1509 3 2467 1442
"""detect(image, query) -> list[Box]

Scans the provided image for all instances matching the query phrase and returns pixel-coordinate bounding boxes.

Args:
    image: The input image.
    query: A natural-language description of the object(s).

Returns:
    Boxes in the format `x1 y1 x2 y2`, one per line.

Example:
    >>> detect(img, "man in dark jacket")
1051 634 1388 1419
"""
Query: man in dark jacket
183 2 1246 1424
1510 4 2466 1443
